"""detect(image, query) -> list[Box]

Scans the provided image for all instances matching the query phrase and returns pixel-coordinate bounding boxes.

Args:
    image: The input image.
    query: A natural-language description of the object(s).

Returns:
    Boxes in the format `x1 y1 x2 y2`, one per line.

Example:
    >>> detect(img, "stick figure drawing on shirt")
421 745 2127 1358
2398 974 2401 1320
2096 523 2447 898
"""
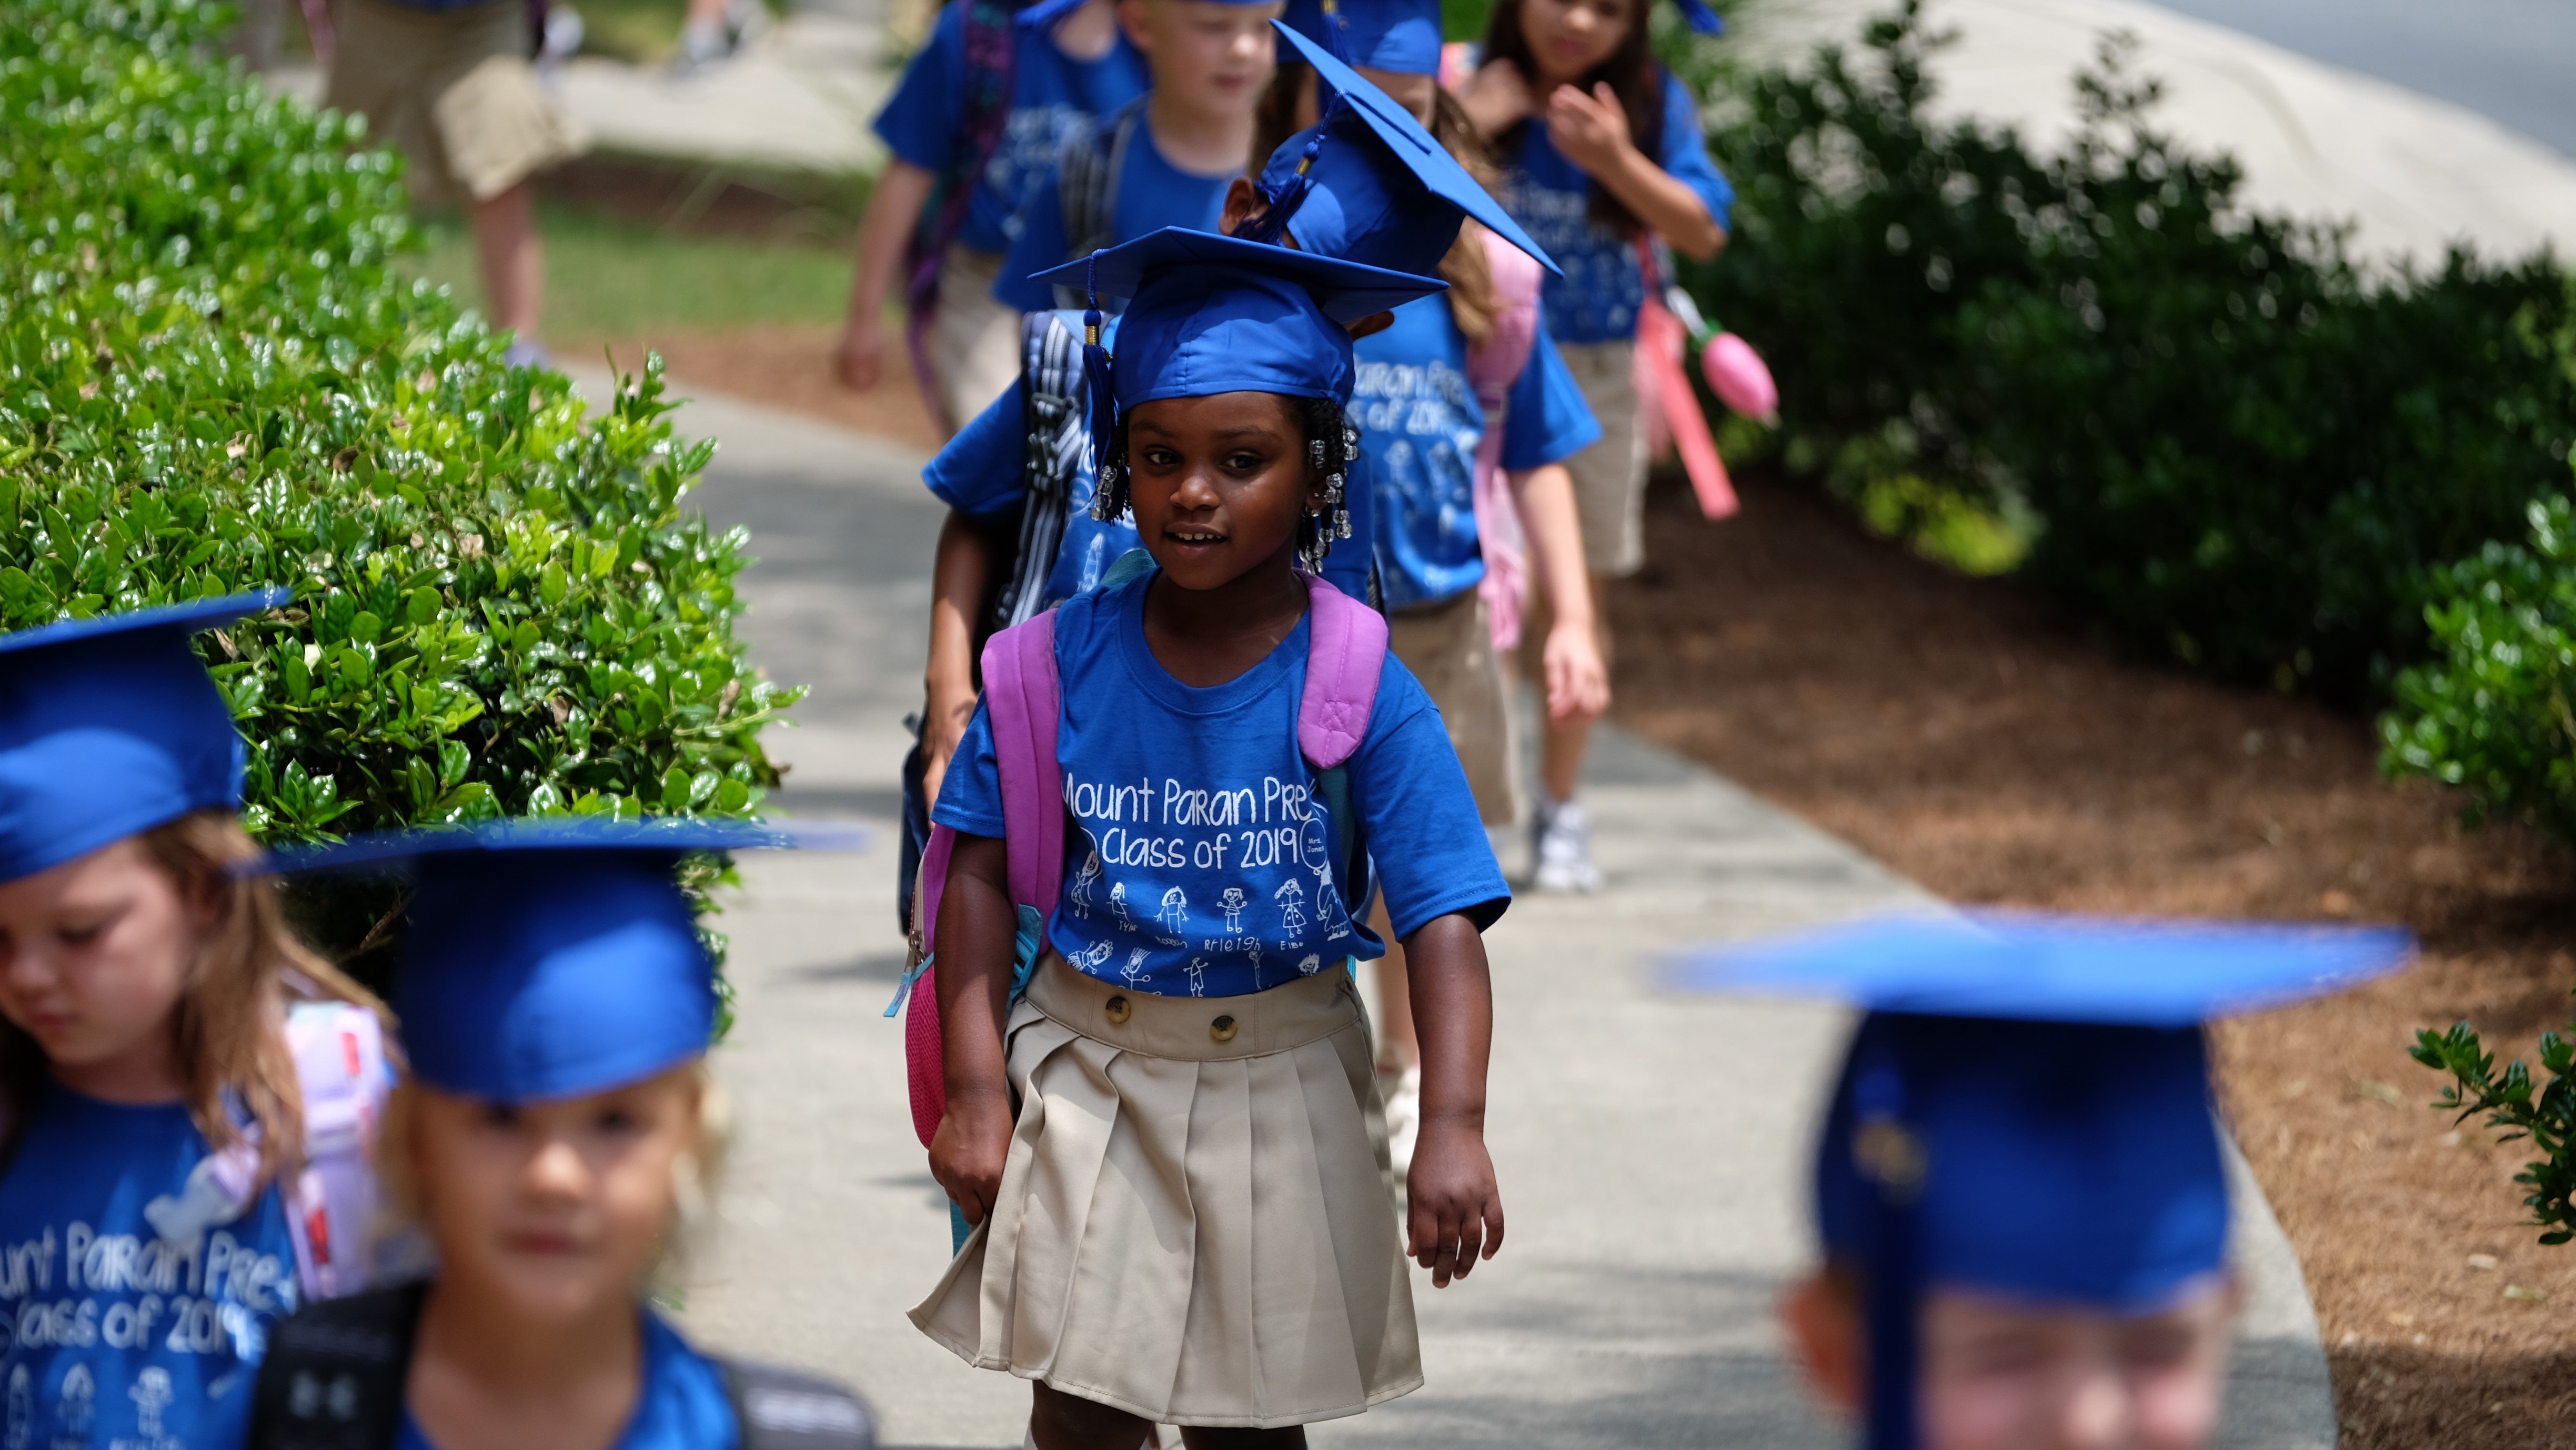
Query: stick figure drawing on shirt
1301 812 1352 941
1274 877 1307 938
1120 946 1150 987
125 1368 174 1450
1155 886 1188 942
1185 957 1208 996
7 1366 28 1450
1072 939 1113 974
1219 887 1246 933
56 1365 92 1441
1069 851 1102 918
1109 881 1133 929
1297 953 1322 976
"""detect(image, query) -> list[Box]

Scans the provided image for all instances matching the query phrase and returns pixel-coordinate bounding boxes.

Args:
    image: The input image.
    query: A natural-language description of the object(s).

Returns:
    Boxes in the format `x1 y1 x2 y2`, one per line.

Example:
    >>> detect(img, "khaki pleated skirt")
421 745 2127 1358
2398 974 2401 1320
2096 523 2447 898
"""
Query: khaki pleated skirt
910 955 1422 1428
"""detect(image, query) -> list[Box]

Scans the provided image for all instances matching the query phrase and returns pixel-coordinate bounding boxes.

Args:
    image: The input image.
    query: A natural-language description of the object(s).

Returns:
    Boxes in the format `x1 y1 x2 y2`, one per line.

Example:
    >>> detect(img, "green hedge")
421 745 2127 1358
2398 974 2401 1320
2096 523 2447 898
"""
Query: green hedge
1677 4 2576 706
1 0 798 935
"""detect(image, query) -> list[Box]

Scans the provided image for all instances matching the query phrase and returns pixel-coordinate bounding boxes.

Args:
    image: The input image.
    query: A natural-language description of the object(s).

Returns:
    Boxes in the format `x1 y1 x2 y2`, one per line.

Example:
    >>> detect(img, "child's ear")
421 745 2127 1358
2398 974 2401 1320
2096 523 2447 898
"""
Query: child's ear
1114 0 1151 51
1221 177 1265 238
1779 1272 1866 1418
1345 310 1395 341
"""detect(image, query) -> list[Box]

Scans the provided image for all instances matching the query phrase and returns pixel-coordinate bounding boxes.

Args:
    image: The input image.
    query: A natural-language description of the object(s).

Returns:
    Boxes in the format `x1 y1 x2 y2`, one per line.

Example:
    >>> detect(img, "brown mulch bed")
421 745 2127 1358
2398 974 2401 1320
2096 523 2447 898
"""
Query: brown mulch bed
1608 468 2576 1449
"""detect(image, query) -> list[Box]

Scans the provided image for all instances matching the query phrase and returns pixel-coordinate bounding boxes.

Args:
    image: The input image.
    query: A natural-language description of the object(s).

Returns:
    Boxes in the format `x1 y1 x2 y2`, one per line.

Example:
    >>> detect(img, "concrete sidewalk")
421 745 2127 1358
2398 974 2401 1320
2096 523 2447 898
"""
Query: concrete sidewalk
585 371 2340 1448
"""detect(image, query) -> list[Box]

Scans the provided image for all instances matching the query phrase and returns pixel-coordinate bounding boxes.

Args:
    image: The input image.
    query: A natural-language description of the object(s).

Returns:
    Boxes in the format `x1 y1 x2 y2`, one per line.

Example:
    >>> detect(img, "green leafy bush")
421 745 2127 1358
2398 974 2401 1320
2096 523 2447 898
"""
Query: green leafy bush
2381 495 2576 841
2413 1008 2576 1246
1 0 797 869
1678 3 2576 704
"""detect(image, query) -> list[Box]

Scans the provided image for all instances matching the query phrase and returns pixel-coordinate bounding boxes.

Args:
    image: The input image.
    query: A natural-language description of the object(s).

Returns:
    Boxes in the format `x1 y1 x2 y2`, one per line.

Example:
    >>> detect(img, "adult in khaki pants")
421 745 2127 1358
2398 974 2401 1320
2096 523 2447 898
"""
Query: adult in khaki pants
328 0 586 365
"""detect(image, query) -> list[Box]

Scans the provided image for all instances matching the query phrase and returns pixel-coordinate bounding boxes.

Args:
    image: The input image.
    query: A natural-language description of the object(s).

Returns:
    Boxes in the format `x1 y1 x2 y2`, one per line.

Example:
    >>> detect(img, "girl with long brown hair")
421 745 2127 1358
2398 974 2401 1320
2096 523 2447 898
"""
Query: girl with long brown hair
0 593 389 1450
1456 0 1733 893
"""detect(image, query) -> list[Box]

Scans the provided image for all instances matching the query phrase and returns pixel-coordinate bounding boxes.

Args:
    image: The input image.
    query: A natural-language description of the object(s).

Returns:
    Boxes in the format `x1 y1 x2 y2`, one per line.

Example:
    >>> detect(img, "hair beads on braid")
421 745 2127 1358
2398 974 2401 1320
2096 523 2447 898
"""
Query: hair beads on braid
1089 397 1363 575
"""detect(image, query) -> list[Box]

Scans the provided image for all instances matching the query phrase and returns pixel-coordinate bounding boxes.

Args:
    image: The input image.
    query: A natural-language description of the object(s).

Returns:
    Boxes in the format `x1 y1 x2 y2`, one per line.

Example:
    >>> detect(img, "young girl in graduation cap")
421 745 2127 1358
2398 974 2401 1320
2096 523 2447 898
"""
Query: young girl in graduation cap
914 228 1510 1446
1672 912 2411 1450
0 593 393 1450
248 819 875 1450
1238 7 1609 1175
1455 0 1733 893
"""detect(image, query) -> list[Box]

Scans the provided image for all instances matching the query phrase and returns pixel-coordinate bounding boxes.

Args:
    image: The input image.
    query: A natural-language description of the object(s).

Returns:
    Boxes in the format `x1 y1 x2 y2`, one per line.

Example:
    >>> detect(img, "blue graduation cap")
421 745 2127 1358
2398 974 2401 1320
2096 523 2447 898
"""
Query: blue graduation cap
0 591 287 883
1666 910 2410 1450
1015 0 1271 28
1029 227 1446 493
1281 0 1443 74
1251 21 1558 278
271 818 848 1103
1669 0 1724 34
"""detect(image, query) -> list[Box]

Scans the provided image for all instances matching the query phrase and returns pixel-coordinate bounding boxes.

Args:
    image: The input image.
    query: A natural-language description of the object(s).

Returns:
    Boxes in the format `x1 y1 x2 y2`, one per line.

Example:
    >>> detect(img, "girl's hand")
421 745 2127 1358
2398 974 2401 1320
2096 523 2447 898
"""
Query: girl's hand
1542 618 1609 722
1455 57 1536 137
836 313 888 393
1544 81 1636 178
1406 1121 1504 1287
928 1086 1015 1226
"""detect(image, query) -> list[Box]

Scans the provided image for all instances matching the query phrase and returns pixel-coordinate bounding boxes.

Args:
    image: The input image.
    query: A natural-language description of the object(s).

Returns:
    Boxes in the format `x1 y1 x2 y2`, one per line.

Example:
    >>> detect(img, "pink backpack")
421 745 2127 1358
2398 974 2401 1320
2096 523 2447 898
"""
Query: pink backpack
1465 229 1544 653
893 568 1390 1148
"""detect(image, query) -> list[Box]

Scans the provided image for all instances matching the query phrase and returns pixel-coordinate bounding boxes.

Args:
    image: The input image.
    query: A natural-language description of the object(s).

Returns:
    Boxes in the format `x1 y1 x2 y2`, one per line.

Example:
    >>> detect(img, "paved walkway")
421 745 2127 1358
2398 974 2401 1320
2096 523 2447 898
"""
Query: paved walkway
567 371 2340 1448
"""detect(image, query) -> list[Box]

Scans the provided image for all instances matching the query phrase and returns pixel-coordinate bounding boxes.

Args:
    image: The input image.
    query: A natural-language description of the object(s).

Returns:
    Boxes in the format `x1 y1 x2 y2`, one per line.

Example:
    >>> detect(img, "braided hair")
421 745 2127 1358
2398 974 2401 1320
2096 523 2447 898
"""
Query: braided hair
1090 395 1363 574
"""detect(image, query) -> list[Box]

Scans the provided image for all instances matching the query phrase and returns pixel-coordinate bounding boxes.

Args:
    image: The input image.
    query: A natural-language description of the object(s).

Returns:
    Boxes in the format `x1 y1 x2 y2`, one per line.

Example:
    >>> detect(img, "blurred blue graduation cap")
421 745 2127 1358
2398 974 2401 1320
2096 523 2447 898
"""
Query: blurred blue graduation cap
1030 226 1446 481
1252 21 1557 278
1669 0 1724 34
1667 910 2410 1450
0 590 286 883
273 817 854 1103
1015 0 1272 28
1281 0 1443 74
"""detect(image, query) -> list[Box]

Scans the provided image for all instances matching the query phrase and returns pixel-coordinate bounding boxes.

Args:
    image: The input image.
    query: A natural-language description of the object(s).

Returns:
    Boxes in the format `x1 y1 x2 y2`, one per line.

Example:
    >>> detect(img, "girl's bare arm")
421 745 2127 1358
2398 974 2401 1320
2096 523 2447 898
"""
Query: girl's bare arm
923 510 993 808
1545 84 1726 259
930 832 1019 1224
1507 463 1608 721
837 159 935 392
1402 912 1505 1287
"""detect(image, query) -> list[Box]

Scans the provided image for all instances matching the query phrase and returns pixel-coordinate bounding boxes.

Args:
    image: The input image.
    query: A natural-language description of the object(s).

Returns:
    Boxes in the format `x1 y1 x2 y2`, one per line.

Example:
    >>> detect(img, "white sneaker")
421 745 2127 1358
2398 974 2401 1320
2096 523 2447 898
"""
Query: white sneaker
1532 796 1603 894
1381 1064 1422 1179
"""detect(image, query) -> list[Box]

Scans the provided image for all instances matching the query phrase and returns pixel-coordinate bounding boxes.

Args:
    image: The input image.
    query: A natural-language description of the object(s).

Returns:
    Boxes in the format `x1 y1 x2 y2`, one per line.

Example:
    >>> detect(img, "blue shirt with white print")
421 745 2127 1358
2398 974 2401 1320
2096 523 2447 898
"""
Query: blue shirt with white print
1354 296 1601 610
1498 69 1733 345
872 3 1150 257
931 571 1508 997
0 1084 301 1450
395 1309 737 1450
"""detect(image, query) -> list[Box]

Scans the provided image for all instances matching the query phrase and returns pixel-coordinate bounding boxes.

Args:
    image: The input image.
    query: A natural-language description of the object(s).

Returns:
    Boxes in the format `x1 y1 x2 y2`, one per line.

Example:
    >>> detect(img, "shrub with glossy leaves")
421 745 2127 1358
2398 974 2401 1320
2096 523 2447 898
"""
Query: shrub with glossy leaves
2381 494 2576 844
0 0 797 866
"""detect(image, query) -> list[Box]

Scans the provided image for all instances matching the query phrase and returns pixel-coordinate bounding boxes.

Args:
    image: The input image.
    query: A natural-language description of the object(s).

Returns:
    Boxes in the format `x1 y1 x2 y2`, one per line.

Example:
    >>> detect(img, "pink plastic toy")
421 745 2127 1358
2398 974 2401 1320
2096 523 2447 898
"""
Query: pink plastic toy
1702 331 1778 426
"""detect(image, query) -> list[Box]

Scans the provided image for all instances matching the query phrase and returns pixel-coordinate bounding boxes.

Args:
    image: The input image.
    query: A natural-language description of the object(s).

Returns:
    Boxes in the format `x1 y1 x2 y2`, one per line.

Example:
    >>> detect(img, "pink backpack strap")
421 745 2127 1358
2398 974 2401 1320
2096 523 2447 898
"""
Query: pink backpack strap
1466 231 1544 652
903 610 1066 1149
1296 572 1388 769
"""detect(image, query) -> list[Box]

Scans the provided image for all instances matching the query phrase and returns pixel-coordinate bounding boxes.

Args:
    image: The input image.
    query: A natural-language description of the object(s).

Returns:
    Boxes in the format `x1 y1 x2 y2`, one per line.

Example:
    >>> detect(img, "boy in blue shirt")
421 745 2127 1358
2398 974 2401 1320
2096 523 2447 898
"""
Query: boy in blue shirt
1674 912 2411 1450
994 0 1285 313
839 0 1148 432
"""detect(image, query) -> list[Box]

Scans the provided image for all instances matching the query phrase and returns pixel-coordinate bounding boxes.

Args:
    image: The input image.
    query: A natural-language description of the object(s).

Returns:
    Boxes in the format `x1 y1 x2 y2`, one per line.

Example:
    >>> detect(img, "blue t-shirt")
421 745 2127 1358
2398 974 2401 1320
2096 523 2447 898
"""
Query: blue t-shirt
396 1308 737 1450
932 572 1508 997
1498 69 1734 344
993 111 1239 313
924 335 1377 608
0 1085 301 1450
1354 297 1602 609
872 3 1151 257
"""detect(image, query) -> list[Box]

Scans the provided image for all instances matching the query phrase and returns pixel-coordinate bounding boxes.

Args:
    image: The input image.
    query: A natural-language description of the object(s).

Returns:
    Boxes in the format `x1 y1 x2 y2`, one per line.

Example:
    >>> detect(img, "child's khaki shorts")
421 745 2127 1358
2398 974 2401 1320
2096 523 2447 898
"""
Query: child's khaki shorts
930 244 1024 434
1389 589 1518 827
1554 337 1648 578
326 0 586 207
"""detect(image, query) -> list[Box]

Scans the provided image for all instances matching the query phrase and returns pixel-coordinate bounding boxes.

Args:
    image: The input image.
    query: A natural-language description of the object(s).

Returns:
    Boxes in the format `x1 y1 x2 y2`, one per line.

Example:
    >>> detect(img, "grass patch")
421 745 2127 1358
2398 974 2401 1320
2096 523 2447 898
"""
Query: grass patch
408 200 851 342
